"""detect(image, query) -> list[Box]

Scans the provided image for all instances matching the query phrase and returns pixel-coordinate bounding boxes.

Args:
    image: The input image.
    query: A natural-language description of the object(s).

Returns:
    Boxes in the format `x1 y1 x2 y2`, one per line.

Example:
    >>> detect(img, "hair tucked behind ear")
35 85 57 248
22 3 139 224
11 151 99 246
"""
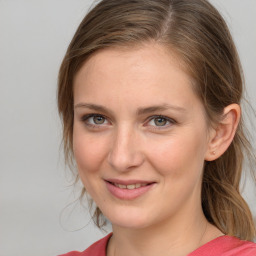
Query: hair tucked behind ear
58 0 256 239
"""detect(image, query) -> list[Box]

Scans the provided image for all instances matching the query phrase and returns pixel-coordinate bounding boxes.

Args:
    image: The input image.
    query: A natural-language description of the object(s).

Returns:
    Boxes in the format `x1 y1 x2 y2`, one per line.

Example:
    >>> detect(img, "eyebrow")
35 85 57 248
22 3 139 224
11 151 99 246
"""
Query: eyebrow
136 104 186 115
74 103 114 115
74 103 186 115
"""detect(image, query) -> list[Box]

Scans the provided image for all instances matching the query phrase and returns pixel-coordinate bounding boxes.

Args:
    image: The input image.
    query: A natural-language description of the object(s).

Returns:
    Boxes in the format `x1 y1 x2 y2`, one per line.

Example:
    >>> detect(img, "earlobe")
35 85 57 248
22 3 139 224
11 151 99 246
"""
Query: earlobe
205 104 241 161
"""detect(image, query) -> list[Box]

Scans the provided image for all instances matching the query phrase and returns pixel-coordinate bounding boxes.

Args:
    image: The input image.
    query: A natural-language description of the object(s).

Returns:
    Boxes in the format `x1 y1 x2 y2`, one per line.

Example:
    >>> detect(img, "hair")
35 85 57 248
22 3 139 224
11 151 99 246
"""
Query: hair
58 0 256 240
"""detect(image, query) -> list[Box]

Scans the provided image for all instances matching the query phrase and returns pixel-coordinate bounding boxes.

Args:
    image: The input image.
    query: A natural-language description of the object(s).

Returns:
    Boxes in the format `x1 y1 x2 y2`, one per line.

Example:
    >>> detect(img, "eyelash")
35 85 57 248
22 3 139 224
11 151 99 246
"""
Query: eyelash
80 114 110 129
146 115 176 130
80 114 176 130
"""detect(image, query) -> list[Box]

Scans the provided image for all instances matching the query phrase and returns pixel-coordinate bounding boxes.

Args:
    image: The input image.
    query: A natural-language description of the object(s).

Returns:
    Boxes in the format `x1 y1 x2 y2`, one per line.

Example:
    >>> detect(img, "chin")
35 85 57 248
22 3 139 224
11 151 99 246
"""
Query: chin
112 218 151 230
103 206 155 230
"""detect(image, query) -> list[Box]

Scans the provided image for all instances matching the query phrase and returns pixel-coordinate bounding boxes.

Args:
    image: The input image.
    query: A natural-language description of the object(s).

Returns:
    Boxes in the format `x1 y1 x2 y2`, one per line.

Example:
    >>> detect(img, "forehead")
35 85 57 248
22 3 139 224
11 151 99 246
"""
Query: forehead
73 43 202 112
75 43 187 79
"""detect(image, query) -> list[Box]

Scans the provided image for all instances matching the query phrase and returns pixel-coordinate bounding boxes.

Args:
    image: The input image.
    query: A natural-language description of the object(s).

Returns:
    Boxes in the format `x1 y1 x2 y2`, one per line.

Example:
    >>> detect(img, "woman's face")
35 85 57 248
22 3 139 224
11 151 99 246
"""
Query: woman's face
73 43 212 229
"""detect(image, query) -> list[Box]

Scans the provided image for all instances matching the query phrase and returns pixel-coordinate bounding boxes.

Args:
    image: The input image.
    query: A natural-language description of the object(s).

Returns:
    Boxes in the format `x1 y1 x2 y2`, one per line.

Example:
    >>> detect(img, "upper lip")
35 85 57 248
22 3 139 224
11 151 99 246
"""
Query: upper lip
105 178 155 185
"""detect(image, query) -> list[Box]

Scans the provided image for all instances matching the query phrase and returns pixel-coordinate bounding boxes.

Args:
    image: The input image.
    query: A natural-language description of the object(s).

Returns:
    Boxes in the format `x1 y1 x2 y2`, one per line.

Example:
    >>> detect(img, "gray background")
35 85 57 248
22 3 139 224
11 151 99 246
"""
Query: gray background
0 1 255 255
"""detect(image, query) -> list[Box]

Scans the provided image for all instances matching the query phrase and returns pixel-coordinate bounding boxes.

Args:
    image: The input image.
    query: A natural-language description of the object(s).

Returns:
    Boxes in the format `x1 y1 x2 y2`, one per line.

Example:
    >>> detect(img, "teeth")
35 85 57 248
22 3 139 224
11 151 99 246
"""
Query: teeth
127 184 136 190
117 184 126 189
114 183 148 189
135 183 141 188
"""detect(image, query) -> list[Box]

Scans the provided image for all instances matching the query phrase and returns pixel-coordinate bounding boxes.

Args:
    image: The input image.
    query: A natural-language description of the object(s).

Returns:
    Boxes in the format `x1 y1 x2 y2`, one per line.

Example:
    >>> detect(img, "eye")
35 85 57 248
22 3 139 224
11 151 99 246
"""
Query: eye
152 117 168 126
81 114 109 127
147 115 175 128
91 115 106 124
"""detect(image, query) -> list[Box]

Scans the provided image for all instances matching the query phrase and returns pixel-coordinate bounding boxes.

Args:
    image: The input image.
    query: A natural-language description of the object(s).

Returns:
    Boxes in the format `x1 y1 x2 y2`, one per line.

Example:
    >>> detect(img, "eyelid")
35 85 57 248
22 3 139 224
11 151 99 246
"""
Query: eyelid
81 113 111 127
145 115 176 129
80 113 176 130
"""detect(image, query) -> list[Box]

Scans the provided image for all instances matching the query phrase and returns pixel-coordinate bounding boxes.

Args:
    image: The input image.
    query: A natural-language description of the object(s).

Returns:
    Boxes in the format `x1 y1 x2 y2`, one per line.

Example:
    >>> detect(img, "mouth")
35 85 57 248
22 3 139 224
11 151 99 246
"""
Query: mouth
105 179 156 200
108 182 150 190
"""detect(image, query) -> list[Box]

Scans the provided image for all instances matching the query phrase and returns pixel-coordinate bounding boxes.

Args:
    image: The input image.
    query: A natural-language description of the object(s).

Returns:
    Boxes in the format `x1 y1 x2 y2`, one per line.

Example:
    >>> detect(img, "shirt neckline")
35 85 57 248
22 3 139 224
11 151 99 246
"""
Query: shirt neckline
187 235 228 255
105 234 229 256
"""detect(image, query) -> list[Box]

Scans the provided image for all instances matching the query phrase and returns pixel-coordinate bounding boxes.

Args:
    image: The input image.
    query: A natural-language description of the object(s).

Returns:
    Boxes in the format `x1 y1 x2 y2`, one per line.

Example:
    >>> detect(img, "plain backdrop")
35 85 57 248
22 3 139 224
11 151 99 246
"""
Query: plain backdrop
0 1 255 255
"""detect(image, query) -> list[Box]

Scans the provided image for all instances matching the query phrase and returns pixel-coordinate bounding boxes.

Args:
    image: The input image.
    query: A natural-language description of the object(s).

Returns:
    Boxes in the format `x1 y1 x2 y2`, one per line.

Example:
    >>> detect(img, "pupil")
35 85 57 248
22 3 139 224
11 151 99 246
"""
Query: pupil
155 118 166 126
93 116 105 124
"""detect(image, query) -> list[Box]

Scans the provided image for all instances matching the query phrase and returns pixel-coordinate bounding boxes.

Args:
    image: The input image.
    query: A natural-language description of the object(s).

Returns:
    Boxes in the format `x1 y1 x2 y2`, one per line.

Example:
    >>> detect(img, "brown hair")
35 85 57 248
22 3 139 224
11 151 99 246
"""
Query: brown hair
58 0 256 240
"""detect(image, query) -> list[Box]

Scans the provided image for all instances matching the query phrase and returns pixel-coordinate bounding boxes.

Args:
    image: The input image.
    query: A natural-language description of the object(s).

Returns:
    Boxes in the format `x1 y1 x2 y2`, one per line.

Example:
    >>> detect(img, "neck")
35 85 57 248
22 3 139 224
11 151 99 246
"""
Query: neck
107 210 222 256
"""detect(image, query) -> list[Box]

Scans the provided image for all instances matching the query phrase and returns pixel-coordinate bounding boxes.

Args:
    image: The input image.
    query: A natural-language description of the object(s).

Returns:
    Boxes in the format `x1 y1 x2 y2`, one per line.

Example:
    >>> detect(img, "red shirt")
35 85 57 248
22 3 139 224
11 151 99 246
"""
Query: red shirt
59 233 256 256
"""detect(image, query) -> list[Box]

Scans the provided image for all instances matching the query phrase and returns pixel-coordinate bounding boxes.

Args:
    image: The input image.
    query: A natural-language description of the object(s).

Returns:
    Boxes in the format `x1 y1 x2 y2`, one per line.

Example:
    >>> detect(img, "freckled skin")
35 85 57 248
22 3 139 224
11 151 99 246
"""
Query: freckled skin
73 43 212 230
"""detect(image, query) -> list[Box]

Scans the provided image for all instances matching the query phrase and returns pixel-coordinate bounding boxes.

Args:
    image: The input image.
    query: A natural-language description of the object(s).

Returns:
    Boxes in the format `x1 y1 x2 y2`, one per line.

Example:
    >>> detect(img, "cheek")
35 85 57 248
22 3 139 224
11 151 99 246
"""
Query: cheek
146 131 207 177
73 127 109 175
73 129 111 199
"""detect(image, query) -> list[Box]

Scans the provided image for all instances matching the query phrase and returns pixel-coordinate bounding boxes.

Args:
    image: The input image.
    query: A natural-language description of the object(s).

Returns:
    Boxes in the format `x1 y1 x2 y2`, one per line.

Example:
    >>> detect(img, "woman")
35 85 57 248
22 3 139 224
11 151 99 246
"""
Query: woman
58 0 256 255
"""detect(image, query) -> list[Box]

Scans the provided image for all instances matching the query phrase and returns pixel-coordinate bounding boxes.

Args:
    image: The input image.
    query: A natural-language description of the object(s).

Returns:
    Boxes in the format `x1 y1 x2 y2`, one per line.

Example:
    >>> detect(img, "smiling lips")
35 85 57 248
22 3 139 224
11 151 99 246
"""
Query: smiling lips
105 179 155 200
113 183 148 189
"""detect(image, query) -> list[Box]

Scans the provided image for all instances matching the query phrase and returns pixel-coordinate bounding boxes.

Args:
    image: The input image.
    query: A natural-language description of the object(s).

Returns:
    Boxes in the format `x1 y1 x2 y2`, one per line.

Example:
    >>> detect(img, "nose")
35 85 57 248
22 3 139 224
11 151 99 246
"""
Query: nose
107 126 144 172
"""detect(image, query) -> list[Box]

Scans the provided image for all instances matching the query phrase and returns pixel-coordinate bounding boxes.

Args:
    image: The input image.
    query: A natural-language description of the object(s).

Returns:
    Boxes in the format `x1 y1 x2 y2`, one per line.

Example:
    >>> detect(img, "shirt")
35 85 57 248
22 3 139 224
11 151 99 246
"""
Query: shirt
59 233 256 256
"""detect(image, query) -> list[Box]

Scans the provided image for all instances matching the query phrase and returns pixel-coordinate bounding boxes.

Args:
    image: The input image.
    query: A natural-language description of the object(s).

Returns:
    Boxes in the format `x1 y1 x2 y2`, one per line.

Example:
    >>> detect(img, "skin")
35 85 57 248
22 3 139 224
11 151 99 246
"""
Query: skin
73 43 240 256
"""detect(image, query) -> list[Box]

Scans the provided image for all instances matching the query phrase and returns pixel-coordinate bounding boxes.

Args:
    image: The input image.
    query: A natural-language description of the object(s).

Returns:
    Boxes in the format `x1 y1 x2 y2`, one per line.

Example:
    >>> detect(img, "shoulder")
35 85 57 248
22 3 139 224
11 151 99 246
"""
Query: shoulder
189 235 256 256
219 236 256 256
58 233 112 256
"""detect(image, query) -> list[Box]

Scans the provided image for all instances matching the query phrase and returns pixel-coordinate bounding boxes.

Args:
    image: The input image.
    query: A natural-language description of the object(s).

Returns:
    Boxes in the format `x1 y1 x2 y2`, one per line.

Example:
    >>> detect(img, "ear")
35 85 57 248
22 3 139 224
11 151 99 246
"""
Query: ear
204 104 241 161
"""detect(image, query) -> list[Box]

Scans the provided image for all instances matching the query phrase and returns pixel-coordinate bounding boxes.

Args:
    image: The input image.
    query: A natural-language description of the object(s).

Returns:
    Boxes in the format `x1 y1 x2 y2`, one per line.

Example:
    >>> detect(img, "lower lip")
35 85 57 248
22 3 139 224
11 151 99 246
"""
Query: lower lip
105 181 155 200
